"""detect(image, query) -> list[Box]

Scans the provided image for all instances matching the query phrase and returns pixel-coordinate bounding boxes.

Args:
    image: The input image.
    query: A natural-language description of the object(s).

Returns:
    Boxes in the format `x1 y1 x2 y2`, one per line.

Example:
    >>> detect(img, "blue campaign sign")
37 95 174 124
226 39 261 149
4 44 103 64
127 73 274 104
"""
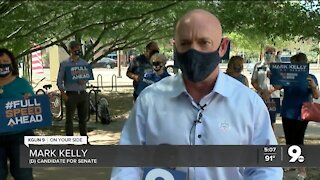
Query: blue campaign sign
65 65 94 82
0 95 52 133
142 168 186 180
270 63 309 86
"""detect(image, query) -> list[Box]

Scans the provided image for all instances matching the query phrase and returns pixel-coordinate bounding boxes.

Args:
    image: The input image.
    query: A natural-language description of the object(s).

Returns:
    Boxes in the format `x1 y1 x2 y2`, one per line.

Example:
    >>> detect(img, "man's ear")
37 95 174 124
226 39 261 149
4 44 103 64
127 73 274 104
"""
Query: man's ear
219 38 230 57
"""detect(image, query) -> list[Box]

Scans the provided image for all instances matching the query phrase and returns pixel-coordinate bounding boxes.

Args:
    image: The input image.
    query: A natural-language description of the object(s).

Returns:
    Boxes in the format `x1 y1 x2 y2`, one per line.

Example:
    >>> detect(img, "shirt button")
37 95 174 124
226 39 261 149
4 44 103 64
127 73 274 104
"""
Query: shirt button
198 134 202 138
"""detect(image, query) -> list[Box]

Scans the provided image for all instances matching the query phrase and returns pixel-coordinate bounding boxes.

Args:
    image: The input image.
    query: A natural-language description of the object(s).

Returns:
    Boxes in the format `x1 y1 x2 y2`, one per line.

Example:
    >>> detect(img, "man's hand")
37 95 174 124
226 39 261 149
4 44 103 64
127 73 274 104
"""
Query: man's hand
23 93 32 99
307 77 317 89
258 89 271 102
133 74 140 82
61 92 68 101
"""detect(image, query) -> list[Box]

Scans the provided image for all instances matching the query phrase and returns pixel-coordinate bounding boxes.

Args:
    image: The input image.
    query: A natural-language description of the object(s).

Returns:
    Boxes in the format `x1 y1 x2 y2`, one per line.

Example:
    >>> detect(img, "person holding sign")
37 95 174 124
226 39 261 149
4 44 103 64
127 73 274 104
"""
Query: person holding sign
275 53 319 179
57 41 89 137
135 53 170 97
0 49 34 180
251 46 280 130
126 41 159 101
111 9 282 180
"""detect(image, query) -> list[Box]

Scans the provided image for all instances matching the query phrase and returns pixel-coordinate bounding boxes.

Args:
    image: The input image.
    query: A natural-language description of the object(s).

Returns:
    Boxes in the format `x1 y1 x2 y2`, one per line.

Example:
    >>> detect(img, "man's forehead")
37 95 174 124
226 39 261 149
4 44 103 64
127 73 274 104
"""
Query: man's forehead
175 16 221 40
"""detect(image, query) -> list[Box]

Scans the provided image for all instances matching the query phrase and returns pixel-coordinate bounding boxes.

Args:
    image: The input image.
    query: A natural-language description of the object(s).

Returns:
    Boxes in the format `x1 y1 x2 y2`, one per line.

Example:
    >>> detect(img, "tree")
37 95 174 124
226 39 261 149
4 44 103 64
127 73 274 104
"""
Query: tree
1 0 320 63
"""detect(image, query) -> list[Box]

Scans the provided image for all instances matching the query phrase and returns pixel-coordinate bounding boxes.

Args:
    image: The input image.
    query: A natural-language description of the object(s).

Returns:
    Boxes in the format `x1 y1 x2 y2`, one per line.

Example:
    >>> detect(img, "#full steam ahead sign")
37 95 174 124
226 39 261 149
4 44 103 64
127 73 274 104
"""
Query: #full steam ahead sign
270 63 309 86
65 65 94 82
0 95 52 133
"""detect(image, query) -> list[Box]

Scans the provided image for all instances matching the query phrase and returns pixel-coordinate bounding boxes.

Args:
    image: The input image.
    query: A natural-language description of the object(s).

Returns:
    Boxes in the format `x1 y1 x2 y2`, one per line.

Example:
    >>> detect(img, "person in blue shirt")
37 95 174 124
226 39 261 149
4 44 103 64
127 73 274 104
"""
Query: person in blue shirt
111 9 283 180
225 55 249 86
126 42 159 101
0 48 34 180
57 41 89 137
275 53 319 179
135 53 170 97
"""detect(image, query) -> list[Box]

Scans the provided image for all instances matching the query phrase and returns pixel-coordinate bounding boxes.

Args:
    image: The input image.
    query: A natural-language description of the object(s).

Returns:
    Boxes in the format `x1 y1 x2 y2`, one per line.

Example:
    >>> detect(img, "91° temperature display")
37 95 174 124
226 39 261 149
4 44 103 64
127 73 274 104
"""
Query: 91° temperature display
259 146 281 166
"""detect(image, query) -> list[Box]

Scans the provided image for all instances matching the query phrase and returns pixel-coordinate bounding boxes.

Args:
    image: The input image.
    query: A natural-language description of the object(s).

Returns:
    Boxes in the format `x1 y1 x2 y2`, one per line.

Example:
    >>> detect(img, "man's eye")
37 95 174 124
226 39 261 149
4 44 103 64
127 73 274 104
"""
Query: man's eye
201 40 212 46
180 42 189 46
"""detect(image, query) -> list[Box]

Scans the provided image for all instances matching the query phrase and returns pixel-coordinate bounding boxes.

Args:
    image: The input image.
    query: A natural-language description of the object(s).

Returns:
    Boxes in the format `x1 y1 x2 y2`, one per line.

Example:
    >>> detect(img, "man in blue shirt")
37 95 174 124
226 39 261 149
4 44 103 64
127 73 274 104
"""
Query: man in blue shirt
57 41 89 137
111 9 283 179
126 41 159 101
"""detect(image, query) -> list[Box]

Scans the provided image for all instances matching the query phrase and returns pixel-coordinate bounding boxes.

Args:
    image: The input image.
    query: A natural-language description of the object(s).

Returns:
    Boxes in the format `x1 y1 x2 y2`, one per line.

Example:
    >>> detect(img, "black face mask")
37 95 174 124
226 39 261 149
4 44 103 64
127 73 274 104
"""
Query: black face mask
152 62 161 66
74 50 82 56
175 48 221 82
152 62 163 72
0 64 12 78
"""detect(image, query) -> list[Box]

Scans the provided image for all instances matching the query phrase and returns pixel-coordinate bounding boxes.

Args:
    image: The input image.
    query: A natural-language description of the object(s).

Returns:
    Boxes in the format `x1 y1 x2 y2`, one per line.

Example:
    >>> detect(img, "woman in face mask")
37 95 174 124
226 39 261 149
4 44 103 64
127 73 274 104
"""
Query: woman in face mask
135 53 171 98
225 56 249 87
0 48 34 180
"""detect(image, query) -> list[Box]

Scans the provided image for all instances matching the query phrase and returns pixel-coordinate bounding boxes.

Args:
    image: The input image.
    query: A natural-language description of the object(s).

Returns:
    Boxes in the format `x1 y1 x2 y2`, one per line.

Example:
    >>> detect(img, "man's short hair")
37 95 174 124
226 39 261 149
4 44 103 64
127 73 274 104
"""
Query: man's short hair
146 41 157 50
69 41 81 49
290 53 308 63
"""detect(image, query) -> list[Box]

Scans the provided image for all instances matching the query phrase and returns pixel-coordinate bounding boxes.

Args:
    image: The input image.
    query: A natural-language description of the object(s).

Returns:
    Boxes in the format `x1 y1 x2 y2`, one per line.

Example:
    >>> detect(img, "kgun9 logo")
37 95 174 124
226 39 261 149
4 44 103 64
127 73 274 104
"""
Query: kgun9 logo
288 145 305 163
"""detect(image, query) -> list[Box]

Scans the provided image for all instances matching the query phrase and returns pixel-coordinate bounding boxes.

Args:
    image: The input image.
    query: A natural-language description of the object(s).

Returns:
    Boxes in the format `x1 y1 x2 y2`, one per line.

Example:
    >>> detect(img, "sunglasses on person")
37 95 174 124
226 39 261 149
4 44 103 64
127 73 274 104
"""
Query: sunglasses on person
152 62 162 66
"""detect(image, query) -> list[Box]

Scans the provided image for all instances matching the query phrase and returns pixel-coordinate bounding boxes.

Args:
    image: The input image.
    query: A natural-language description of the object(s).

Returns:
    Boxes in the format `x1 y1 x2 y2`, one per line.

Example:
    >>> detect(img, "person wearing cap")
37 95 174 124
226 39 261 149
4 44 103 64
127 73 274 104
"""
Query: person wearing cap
135 53 170 97
126 41 160 101
57 41 89 137
251 46 281 130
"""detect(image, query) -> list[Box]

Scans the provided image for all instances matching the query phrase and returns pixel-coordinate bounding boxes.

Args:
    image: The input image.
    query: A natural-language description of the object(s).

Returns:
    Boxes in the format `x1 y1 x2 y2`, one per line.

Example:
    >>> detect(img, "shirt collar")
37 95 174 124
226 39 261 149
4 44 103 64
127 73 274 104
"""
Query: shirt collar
169 69 234 98
168 73 186 98
213 69 234 98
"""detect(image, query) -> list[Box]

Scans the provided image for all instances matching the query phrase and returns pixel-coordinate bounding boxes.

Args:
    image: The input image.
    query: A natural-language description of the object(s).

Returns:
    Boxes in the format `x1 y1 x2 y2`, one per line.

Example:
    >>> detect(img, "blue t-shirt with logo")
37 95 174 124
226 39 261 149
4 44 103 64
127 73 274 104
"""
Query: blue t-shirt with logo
281 74 318 120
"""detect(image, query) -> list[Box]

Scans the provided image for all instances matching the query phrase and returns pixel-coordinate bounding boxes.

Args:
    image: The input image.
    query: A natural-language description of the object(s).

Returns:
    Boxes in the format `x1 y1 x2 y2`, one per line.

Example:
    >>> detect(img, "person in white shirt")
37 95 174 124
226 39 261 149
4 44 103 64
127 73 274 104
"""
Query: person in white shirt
111 9 283 180
251 47 281 130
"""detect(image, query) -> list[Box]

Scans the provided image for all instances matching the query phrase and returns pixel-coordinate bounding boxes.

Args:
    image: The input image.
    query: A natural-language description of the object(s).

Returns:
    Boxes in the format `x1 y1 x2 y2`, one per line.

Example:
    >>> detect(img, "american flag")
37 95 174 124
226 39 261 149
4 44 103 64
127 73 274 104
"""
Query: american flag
31 47 44 75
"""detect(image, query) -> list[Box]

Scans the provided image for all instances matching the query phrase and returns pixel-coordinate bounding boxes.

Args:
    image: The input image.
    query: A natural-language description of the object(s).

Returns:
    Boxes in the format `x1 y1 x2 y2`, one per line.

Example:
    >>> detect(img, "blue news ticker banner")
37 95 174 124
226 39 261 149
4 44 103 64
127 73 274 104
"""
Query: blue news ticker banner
65 65 94 82
270 63 309 86
0 95 52 133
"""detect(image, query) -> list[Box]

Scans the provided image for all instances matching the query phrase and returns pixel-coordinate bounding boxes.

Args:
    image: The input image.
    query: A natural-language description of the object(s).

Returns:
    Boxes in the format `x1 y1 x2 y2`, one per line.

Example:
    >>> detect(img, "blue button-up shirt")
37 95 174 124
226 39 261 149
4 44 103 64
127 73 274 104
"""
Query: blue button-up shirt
111 69 283 180
56 58 88 91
